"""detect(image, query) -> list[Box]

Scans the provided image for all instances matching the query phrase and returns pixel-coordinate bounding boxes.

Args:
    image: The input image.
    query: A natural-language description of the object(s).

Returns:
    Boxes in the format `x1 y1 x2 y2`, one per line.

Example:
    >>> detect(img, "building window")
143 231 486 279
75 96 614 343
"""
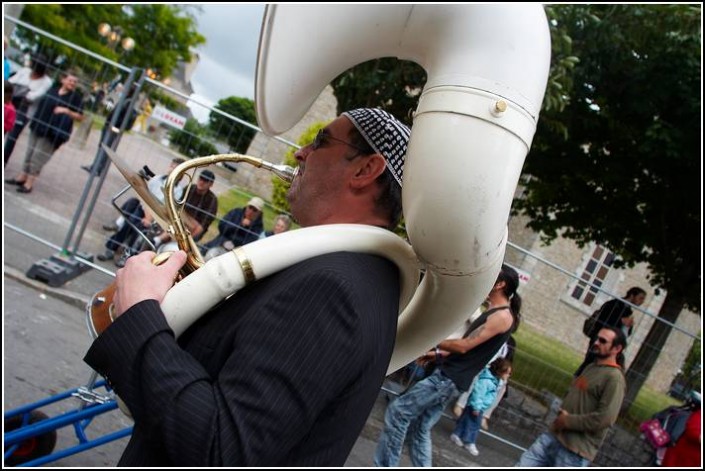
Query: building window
571 245 615 307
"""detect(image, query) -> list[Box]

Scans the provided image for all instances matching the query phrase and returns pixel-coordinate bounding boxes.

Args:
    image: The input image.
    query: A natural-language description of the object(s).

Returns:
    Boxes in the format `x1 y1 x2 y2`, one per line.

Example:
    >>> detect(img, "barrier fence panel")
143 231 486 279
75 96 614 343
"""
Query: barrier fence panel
3 16 700 468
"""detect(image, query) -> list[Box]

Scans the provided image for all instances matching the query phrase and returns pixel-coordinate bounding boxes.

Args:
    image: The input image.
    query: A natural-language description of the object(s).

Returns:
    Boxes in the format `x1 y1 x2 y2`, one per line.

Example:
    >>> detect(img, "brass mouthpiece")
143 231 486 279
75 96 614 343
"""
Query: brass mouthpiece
259 161 298 183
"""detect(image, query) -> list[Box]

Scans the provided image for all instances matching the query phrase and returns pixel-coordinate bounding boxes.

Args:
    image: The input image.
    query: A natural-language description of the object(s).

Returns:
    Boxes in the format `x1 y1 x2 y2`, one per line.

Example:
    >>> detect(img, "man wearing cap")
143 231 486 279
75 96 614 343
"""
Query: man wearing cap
153 169 219 247
201 196 265 252
84 108 410 466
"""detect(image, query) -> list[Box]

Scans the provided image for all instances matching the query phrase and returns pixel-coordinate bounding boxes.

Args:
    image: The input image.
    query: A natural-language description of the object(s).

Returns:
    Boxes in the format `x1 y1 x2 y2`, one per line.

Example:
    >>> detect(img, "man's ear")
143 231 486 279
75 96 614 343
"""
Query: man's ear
350 153 387 189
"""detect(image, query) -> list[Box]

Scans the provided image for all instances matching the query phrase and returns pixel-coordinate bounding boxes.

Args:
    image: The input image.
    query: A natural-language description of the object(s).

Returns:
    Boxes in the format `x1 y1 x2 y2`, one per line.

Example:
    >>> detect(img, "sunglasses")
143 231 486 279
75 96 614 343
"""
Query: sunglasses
311 129 368 154
595 337 609 345
247 205 261 212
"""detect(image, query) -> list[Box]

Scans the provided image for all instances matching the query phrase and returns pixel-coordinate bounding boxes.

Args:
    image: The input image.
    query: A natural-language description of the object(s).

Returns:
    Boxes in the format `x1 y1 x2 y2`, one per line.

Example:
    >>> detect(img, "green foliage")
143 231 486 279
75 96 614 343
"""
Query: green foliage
18 4 204 79
332 58 425 126
515 4 701 312
169 118 218 158
512 324 582 399
681 336 702 391
208 96 257 154
270 122 328 214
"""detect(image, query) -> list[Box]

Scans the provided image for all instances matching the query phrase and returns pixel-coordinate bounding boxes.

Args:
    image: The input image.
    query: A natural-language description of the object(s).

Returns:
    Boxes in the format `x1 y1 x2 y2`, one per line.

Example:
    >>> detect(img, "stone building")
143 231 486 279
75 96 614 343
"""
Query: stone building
507 212 699 393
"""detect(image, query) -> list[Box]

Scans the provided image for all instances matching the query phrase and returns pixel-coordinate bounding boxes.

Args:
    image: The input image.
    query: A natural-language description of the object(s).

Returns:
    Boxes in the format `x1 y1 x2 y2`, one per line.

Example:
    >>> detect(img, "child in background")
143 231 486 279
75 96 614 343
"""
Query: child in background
4 81 16 135
450 357 512 456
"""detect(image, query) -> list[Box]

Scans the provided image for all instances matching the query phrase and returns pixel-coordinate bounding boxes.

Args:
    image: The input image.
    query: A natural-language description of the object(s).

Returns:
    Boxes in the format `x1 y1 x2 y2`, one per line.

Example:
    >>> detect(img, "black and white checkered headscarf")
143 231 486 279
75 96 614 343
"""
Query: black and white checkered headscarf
343 108 410 187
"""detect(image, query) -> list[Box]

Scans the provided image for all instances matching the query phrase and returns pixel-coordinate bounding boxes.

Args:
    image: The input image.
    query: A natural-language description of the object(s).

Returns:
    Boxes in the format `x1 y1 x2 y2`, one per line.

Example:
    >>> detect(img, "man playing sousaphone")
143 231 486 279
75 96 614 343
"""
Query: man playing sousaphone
84 108 410 466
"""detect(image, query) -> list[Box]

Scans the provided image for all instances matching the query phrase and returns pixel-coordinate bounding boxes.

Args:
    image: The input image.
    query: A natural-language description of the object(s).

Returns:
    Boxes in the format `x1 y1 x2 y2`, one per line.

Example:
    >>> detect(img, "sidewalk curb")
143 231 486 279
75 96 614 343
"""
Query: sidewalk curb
4 265 90 311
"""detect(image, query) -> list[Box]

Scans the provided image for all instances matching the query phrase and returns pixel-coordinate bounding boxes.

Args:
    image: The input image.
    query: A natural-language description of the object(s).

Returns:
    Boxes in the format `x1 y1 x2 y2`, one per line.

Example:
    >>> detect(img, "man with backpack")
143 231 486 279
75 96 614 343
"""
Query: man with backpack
574 287 646 377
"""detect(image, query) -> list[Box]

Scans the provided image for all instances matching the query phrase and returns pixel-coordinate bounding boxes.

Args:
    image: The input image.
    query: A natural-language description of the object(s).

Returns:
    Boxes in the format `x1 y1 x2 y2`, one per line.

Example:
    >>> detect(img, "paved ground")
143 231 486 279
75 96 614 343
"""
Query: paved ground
3 128 527 466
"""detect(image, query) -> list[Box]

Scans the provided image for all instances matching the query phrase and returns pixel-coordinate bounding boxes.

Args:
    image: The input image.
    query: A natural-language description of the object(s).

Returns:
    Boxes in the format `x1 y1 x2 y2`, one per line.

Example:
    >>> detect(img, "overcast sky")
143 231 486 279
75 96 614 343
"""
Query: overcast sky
187 4 265 122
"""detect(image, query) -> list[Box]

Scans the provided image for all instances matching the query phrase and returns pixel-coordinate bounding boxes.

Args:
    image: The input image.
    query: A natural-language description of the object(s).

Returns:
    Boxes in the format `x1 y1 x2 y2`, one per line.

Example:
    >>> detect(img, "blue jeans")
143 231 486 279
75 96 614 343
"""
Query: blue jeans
516 432 590 467
454 407 483 445
374 369 459 467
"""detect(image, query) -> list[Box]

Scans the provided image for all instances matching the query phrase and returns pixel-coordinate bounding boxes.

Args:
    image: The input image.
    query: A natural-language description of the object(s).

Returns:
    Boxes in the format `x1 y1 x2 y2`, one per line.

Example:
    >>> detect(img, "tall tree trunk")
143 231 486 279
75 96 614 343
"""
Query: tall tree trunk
621 292 684 414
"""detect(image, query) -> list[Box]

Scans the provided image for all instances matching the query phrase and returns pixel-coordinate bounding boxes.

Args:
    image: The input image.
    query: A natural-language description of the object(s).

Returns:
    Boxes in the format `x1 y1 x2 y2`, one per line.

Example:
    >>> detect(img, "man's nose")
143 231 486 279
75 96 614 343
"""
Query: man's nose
294 145 311 162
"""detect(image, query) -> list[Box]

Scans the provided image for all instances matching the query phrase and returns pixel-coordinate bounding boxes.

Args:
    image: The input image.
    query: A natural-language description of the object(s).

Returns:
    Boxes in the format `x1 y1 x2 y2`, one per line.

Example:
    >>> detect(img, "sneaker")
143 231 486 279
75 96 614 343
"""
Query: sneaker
96 250 115 262
465 443 479 456
481 417 489 431
450 434 464 447
102 223 118 232
81 165 93 173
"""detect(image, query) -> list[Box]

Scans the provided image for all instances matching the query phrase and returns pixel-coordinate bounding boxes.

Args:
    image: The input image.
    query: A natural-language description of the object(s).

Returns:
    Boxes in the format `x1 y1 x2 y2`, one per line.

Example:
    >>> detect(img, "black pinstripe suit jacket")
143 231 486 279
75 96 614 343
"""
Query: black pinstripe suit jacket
85 252 399 466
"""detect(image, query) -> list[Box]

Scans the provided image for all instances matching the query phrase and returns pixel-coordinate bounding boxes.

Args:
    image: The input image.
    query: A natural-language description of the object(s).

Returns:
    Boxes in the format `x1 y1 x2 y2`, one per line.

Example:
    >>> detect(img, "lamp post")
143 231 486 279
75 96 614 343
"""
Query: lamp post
97 23 135 55
97 22 136 86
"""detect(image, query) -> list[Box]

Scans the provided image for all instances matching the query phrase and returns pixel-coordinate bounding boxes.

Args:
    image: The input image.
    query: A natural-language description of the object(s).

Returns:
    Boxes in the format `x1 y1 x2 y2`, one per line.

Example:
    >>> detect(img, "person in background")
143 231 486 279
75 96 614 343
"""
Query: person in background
81 83 139 176
662 391 701 467
480 335 515 430
374 264 522 467
4 81 16 135
516 326 627 467
133 97 152 133
201 196 265 253
261 213 292 238
450 357 512 456
5 69 83 193
452 335 516 431
4 53 53 165
575 287 646 377
3 36 10 81
97 158 186 266
153 169 218 248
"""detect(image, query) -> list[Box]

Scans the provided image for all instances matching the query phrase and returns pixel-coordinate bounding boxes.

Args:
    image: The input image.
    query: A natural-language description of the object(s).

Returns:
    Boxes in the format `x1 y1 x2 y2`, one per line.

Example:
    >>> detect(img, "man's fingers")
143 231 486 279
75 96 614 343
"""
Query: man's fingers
163 250 187 273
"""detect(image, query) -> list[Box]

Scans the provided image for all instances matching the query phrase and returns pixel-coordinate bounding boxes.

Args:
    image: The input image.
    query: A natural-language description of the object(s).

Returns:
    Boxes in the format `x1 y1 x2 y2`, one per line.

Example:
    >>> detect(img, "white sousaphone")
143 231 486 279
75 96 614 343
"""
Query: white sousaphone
92 4 551 376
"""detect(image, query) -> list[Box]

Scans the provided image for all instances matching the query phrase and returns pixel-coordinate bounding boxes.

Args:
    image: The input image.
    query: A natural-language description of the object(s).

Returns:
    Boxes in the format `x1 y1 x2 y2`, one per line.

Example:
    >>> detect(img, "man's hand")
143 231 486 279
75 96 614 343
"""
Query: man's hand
113 250 187 317
242 217 251 227
552 409 569 431
186 219 204 239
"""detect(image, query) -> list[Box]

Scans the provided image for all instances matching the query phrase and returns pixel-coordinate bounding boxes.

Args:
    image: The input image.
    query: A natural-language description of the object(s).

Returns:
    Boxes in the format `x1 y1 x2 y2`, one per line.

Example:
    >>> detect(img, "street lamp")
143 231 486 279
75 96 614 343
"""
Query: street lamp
97 23 135 53
145 68 161 82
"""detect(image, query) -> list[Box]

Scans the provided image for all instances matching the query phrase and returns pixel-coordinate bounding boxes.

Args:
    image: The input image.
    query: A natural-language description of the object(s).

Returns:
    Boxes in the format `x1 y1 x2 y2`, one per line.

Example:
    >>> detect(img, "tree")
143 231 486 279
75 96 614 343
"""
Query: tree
208 96 257 154
332 58 425 127
170 118 218 158
512 4 701 410
17 4 204 79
